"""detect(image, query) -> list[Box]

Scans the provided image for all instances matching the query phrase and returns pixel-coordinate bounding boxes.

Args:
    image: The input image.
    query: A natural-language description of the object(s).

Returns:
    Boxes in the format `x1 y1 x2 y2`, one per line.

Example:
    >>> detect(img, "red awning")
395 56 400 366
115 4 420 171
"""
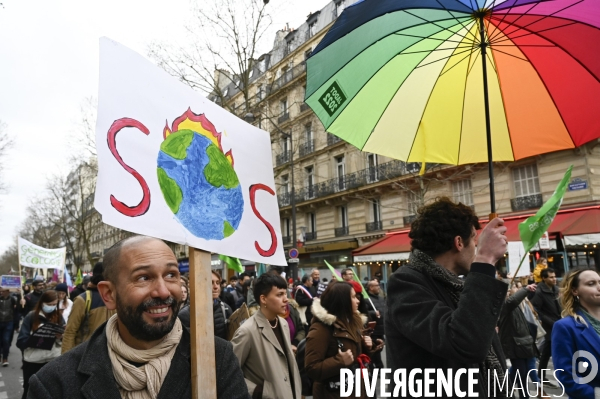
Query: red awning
352 230 411 256
353 206 600 257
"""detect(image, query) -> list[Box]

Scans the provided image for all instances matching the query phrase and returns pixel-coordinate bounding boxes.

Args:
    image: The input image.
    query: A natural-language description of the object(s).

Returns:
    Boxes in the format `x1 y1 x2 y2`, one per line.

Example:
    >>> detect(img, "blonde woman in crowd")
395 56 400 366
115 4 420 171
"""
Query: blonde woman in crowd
552 268 600 398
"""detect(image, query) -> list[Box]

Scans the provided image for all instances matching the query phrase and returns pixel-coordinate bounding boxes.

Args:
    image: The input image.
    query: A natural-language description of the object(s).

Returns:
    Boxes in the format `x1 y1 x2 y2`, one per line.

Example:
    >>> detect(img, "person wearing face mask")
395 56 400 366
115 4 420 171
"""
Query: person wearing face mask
17 290 65 399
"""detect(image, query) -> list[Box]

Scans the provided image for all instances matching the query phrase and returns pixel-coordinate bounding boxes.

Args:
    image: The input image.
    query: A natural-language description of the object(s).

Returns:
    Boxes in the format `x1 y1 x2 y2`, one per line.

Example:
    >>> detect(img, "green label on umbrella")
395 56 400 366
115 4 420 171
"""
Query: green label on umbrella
318 81 347 117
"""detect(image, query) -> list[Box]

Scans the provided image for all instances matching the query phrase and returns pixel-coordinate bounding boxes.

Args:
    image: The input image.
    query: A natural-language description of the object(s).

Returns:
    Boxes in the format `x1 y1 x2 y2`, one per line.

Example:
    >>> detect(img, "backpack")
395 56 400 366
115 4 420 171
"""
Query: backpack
295 338 313 396
78 290 93 341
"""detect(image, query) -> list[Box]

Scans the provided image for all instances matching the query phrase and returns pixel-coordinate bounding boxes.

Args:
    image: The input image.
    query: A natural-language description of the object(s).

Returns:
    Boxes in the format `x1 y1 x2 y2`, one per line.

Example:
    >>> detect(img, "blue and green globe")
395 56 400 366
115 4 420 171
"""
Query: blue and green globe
157 129 244 240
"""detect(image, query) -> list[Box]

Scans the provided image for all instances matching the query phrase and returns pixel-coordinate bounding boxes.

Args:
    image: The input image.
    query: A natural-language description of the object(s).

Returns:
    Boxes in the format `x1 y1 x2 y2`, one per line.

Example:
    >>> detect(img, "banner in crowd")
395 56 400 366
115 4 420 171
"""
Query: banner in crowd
94 38 286 266
18 237 66 270
0 275 22 289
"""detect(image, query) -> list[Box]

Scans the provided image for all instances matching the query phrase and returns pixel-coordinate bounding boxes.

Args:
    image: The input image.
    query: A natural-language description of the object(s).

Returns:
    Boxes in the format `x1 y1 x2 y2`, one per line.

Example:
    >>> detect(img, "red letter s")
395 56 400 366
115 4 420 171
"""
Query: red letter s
107 118 151 217
249 184 277 257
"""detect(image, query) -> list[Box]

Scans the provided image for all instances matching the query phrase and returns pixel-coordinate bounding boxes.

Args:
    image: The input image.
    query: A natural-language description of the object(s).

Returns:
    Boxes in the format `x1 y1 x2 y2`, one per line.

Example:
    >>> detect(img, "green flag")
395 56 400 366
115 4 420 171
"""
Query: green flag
511 165 572 283
74 268 82 286
518 165 572 253
324 260 343 281
219 255 244 273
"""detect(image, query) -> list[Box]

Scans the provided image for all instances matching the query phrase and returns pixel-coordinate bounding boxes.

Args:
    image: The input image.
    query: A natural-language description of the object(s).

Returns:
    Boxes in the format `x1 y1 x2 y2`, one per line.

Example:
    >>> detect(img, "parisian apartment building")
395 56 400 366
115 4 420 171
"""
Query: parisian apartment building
215 0 600 282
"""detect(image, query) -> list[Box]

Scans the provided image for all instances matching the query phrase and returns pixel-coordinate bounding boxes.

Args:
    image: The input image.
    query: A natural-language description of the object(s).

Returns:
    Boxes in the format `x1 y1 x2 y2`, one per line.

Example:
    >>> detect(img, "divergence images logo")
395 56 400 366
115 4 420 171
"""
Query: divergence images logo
572 350 598 384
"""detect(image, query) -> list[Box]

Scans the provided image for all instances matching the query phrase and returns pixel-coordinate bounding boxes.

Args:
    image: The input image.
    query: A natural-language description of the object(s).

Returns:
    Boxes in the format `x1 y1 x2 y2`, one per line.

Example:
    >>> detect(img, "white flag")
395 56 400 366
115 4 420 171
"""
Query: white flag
18 237 66 270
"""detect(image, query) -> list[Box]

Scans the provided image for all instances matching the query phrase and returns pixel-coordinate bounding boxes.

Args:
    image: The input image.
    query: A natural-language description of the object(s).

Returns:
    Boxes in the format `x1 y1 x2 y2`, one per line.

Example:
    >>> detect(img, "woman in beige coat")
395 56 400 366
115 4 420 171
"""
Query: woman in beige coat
231 273 302 399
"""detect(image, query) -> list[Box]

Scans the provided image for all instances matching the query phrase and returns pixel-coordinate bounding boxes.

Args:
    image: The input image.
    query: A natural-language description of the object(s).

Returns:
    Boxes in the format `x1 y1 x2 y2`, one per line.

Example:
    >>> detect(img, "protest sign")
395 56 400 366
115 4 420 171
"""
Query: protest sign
26 322 65 350
0 275 21 289
228 302 250 341
18 237 66 269
94 38 286 266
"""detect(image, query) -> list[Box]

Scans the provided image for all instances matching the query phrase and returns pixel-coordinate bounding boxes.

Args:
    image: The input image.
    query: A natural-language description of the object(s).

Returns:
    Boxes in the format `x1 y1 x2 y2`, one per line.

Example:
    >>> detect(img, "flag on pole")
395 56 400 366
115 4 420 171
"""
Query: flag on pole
257 263 267 277
219 255 244 273
51 268 59 283
74 268 82 286
519 165 573 253
65 266 73 289
510 165 572 283
324 260 343 281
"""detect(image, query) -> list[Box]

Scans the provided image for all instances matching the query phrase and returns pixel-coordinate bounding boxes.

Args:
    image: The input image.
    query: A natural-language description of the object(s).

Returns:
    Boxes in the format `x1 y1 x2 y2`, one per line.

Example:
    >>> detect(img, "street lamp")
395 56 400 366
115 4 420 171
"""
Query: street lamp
245 112 298 281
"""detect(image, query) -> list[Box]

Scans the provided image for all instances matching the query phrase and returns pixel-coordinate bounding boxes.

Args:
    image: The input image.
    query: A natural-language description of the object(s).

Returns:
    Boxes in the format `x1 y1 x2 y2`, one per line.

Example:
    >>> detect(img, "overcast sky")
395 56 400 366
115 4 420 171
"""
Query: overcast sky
0 0 329 253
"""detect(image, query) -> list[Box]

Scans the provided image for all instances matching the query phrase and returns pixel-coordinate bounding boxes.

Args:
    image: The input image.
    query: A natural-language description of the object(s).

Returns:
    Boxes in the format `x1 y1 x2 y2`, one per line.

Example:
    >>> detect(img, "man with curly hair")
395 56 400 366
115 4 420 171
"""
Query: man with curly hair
385 197 510 398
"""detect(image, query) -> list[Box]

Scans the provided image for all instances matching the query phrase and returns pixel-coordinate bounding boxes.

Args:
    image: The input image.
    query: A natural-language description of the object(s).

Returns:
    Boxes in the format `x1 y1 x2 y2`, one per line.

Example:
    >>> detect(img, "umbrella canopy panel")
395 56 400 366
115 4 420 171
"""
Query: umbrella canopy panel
306 0 600 165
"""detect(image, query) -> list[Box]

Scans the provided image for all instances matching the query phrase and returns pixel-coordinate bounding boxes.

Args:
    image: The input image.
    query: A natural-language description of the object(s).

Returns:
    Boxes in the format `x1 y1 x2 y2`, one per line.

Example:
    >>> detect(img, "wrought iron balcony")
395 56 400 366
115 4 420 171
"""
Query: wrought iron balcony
335 227 350 237
275 151 291 166
300 103 310 112
278 113 290 124
282 236 291 244
277 192 291 206
403 215 417 226
511 194 543 212
327 133 342 146
267 62 306 95
366 221 383 232
299 140 315 157
305 232 317 241
90 251 101 259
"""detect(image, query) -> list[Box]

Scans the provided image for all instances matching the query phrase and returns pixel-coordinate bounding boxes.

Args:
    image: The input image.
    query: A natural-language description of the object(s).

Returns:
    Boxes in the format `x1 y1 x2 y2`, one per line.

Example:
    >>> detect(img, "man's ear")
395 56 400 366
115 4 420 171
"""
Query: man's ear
97 281 117 311
454 235 464 251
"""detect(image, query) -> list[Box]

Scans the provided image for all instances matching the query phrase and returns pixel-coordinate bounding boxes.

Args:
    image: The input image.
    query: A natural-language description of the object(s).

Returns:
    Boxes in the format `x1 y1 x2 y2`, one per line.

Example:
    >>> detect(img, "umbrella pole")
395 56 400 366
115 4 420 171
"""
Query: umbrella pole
479 15 498 221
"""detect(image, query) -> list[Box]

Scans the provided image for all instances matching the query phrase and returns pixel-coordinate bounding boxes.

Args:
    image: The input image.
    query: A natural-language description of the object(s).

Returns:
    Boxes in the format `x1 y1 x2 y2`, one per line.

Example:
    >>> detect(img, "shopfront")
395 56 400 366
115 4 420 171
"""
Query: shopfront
297 240 358 281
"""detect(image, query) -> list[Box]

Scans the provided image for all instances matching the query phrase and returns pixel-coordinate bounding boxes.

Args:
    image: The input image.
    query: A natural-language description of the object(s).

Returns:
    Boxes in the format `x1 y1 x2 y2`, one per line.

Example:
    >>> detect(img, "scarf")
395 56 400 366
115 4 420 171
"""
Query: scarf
408 250 507 398
580 309 600 336
106 314 183 399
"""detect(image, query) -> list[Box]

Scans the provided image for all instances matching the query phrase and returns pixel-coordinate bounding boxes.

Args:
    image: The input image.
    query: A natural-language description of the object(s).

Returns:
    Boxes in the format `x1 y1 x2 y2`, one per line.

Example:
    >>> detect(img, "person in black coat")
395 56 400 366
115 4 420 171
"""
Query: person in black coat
365 279 386 368
294 275 314 334
530 267 562 385
385 198 509 398
498 284 540 399
27 236 248 399
179 270 233 340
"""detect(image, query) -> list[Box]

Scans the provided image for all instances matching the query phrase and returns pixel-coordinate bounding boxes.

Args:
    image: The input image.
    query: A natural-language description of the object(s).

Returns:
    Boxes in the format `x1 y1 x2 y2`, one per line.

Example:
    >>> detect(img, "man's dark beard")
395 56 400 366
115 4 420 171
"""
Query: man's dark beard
116 295 180 341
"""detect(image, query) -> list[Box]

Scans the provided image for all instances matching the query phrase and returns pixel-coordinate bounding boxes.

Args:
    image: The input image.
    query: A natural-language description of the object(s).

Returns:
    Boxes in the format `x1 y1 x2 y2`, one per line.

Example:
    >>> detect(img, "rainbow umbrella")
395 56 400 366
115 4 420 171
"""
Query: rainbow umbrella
305 0 600 213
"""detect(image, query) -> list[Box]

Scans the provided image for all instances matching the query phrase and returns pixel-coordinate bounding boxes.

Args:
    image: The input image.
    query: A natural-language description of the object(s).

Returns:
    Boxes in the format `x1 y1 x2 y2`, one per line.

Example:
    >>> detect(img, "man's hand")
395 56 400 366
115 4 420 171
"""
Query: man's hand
375 310 380 318
291 345 297 355
339 348 354 366
373 339 384 352
474 218 508 265
20 298 26 308
526 284 537 292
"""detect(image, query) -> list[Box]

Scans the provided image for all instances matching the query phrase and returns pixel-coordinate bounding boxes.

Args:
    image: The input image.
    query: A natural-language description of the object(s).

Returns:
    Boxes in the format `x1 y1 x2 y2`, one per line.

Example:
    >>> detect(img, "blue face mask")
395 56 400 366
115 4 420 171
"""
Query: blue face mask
42 304 56 314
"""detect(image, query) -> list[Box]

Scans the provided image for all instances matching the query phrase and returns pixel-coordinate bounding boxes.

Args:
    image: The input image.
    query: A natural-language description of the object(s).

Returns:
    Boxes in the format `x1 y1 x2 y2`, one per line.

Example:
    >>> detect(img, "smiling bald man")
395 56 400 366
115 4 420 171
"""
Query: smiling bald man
28 235 249 399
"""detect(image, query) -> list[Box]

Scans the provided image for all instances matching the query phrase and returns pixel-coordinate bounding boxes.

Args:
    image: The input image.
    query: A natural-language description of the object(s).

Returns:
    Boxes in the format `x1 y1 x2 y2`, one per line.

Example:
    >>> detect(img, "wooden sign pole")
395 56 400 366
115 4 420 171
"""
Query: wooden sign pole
189 248 217 399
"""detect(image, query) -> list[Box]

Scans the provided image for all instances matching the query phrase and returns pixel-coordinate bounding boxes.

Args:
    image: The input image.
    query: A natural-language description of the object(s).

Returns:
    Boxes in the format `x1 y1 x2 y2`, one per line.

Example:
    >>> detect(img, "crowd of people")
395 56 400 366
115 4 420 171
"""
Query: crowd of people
0 197 597 398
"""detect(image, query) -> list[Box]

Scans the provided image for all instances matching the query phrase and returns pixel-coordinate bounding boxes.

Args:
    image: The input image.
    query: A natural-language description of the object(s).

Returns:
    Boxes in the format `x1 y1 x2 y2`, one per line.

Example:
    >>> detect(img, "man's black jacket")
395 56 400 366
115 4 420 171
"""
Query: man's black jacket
27 321 250 399
385 263 508 398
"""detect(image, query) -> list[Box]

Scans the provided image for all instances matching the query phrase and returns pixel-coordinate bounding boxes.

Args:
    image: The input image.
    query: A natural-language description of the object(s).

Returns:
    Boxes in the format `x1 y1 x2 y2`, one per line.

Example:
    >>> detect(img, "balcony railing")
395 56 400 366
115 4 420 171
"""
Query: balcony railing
278 192 291 206
511 194 543 212
366 221 383 232
327 133 342 146
299 140 315 157
278 113 290 124
335 227 349 237
277 160 415 207
282 236 291 244
276 151 291 166
267 62 306 95
305 231 317 241
403 215 417 226
300 103 310 112
90 251 101 259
